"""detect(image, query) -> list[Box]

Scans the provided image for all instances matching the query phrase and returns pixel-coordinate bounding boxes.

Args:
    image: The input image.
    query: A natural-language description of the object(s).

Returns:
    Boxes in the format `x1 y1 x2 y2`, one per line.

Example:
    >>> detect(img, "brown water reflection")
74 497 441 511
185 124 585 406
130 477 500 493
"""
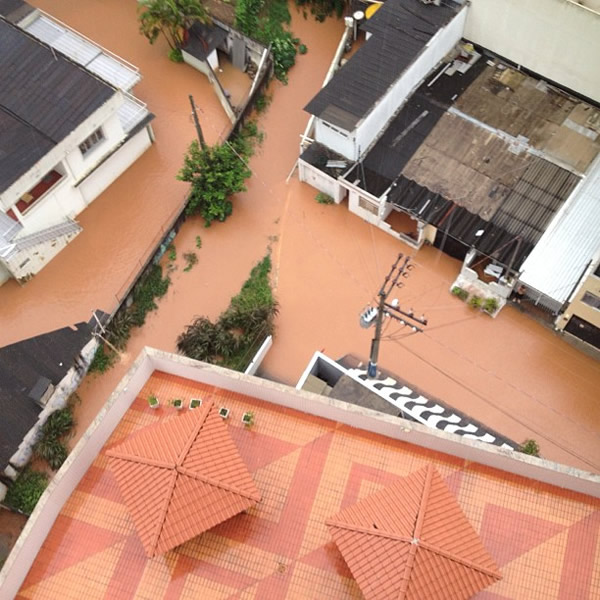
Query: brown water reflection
9 1 600 473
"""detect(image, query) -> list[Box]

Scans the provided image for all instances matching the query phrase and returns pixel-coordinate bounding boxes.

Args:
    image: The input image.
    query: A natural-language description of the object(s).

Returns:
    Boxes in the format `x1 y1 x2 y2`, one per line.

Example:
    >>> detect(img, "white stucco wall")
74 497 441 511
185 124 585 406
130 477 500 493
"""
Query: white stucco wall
355 7 468 156
64 113 125 182
464 0 600 102
298 159 346 202
78 126 153 205
0 93 124 211
15 179 85 232
314 119 356 160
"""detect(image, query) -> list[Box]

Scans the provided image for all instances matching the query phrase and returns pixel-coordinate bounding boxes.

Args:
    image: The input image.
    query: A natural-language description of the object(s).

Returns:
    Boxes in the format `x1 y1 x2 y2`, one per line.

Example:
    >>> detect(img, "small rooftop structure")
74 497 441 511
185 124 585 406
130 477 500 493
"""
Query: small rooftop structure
107 399 260 557
326 464 502 599
305 0 459 131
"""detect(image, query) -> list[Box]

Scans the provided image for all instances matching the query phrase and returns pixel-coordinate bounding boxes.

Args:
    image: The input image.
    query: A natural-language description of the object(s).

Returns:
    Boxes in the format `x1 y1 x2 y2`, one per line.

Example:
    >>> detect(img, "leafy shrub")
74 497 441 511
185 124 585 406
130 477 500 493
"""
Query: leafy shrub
43 407 74 439
316 192 334 204
298 43 307 54
167 244 177 262
483 297 499 314
130 264 171 326
178 134 254 226
168 47 184 62
255 92 272 113
89 344 117 374
4 469 48 515
451 286 469 301
34 438 68 470
469 295 483 309
235 0 298 83
295 0 345 21
90 265 170 375
519 439 540 457
34 406 75 470
195 235 202 249
177 255 278 371
106 310 137 351
183 252 198 272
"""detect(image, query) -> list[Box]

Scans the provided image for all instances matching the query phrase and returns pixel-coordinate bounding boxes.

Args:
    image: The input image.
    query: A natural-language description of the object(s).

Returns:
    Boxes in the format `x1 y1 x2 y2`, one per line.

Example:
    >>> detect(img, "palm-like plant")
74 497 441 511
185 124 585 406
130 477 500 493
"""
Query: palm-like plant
138 0 210 51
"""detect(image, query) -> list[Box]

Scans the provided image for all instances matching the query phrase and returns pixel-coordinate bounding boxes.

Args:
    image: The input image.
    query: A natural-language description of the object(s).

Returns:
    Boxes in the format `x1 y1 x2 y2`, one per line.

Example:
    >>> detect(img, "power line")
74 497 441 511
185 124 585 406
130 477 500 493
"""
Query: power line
390 337 599 471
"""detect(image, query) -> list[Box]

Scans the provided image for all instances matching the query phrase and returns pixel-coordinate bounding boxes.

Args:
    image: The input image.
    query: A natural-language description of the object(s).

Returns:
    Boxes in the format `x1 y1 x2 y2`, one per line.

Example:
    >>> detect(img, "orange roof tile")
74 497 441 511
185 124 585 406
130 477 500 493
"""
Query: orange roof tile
326 464 501 600
106 400 261 557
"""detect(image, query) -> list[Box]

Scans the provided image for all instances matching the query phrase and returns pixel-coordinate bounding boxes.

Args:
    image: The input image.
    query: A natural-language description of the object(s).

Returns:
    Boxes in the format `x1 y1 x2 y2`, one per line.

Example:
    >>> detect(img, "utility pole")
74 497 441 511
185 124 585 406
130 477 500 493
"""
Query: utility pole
364 253 427 378
189 94 206 150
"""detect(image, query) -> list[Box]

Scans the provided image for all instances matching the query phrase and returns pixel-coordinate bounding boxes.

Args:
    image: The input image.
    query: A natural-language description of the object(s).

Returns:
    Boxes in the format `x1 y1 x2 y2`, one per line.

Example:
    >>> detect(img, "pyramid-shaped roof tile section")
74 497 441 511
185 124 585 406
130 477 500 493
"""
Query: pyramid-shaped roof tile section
326 464 501 600
107 400 261 557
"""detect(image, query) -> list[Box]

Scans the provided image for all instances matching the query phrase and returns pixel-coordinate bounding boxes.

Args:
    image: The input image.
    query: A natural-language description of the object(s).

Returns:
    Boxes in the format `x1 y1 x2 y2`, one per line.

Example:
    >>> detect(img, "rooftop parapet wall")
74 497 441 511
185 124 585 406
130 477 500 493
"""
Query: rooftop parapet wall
1 347 599 599
464 0 600 104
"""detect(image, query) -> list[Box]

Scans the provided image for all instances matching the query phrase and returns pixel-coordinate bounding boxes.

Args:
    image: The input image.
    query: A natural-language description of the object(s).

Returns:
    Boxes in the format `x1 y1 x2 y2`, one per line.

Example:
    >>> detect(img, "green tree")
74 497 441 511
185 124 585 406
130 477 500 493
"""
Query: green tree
138 0 210 51
177 140 251 226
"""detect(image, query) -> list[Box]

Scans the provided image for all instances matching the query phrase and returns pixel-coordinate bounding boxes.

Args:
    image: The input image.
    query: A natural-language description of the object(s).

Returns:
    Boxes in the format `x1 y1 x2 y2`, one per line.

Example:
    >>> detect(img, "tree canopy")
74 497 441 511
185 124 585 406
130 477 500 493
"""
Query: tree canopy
138 0 210 50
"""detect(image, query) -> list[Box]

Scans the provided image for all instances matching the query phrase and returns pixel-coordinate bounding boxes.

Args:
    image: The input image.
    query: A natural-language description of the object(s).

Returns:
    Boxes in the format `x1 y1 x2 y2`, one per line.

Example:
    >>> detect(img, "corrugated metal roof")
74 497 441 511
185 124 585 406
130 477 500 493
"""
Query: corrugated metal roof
304 0 459 131
326 464 501 600
519 155 600 305
107 400 261 557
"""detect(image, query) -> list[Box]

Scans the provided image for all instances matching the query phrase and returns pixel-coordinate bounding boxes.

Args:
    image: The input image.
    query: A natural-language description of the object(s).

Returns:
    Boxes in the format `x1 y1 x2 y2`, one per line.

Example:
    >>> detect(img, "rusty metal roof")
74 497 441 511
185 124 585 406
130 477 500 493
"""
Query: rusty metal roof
107 400 261 557
326 464 501 600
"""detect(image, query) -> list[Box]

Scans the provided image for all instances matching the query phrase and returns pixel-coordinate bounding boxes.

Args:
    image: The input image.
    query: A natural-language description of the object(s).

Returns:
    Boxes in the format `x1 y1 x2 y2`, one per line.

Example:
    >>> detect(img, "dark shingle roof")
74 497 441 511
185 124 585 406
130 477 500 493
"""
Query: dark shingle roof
304 0 459 131
0 18 115 192
0 317 99 470
184 21 227 62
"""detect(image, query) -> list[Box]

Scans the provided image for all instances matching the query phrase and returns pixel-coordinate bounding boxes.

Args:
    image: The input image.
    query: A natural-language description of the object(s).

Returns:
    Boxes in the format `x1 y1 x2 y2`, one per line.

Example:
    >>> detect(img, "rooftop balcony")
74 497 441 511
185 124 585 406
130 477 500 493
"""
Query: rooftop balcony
22 11 141 91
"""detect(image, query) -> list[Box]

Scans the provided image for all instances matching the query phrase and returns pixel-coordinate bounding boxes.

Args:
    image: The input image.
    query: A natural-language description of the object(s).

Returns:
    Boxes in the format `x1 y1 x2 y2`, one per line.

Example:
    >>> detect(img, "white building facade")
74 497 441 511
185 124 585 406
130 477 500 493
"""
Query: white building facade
0 9 154 284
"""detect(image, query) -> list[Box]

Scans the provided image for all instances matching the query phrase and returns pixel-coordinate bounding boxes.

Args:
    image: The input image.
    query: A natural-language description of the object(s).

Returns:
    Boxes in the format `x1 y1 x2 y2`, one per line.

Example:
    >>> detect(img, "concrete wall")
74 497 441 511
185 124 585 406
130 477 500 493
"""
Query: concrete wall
14 178 84 232
298 159 346 203
314 119 356 160
78 126 153 205
464 0 600 103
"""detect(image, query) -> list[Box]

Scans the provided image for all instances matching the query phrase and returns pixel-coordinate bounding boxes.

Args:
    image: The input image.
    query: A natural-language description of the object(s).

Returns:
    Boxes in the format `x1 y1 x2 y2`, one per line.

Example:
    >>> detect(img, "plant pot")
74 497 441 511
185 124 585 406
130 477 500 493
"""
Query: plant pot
242 412 254 427
148 396 159 409
219 407 230 419
172 399 183 410
189 398 202 409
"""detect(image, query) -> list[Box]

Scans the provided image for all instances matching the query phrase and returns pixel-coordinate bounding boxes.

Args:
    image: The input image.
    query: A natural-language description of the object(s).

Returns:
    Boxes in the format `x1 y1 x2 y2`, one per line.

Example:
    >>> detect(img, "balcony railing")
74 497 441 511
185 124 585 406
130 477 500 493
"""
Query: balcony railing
117 91 150 134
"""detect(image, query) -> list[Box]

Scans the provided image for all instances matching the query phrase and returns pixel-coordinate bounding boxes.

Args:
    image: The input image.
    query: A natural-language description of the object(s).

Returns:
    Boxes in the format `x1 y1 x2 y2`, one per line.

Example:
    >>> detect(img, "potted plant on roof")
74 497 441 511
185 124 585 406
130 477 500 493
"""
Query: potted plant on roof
219 407 230 420
242 411 255 429
189 398 202 409
148 394 159 409
171 398 184 410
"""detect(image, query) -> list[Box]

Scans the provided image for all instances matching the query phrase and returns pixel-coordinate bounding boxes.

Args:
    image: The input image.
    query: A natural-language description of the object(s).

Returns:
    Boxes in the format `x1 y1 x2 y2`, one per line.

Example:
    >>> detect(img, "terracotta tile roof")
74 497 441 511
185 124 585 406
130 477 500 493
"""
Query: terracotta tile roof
326 464 502 600
106 399 261 557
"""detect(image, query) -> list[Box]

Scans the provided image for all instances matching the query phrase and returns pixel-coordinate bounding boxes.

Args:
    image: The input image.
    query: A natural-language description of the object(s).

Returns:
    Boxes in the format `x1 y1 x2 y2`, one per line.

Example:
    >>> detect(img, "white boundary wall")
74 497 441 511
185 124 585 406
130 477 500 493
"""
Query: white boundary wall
464 0 600 103
2 346 599 598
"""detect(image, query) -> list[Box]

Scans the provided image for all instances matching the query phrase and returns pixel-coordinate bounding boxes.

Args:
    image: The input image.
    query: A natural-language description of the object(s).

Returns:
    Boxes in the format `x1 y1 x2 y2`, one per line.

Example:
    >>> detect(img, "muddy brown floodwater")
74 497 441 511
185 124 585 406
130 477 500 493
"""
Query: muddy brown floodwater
6 1 600 474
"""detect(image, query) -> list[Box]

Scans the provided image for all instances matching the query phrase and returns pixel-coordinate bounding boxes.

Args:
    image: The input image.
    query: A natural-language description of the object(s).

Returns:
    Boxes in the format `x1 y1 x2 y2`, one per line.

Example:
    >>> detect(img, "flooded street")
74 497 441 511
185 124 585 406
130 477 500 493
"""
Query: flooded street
6 1 600 473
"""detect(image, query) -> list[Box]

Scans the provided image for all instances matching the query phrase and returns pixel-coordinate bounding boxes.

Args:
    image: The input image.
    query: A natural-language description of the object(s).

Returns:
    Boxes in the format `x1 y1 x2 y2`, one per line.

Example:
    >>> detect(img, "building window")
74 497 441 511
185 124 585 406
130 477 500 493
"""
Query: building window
581 291 600 310
79 128 105 156
358 196 378 216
